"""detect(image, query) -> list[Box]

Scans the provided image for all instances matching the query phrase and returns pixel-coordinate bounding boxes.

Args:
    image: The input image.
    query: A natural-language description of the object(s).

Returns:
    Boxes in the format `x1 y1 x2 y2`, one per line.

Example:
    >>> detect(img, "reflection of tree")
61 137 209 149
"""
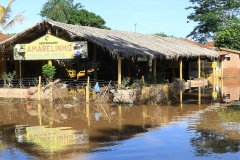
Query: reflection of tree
190 129 240 157
218 108 240 122
189 107 240 157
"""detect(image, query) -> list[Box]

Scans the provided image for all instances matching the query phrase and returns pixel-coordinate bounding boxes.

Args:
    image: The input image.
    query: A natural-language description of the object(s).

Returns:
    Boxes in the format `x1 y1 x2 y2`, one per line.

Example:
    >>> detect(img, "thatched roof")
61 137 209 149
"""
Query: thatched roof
0 19 219 59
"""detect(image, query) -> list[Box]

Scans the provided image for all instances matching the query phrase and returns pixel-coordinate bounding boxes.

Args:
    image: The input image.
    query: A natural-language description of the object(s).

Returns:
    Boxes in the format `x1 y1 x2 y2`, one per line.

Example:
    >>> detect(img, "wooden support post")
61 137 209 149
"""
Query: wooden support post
86 103 90 126
198 86 201 104
38 103 42 126
213 60 215 87
94 44 97 80
180 91 183 103
48 60 52 66
172 61 174 82
141 76 146 101
198 56 201 78
38 76 41 101
221 56 224 78
50 82 53 102
19 61 22 87
179 57 182 80
118 57 122 89
153 58 157 75
86 76 90 103
164 84 169 102
14 61 19 78
142 76 145 84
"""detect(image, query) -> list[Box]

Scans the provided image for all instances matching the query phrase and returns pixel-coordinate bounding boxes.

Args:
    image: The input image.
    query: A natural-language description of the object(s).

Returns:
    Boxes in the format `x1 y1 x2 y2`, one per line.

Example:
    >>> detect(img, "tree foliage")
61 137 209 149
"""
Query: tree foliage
6 32 16 37
154 32 169 37
40 0 109 29
68 9 110 29
186 0 240 44
214 19 240 50
42 64 56 84
39 0 81 23
0 0 25 32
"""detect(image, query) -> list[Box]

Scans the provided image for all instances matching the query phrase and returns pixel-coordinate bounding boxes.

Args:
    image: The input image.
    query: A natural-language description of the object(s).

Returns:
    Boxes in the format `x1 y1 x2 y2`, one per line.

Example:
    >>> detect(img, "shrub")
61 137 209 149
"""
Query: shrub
42 64 56 84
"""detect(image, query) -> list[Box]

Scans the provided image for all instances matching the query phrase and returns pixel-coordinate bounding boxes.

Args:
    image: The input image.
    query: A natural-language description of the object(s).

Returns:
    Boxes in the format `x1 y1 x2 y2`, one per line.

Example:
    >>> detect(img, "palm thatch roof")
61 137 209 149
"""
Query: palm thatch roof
0 19 219 59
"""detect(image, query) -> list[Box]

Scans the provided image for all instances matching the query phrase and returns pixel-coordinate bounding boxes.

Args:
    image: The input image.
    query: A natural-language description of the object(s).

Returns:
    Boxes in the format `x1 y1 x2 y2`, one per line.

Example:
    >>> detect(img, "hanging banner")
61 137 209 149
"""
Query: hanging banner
13 34 88 60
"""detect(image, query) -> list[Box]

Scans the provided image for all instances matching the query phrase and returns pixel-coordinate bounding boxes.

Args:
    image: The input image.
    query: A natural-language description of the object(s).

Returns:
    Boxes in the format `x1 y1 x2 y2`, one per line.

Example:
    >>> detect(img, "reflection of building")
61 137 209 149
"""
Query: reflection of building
0 101 211 159
221 78 240 102
15 125 89 152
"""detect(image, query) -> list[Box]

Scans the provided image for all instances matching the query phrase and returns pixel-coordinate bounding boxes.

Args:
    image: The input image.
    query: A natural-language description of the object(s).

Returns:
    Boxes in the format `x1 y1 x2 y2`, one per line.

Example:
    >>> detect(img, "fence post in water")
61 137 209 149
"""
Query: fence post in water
141 76 146 101
50 82 53 102
180 91 183 103
92 90 96 100
38 76 41 101
163 84 169 102
86 103 90 126
198 86 201 104
86 76 90 103
38 103 42 126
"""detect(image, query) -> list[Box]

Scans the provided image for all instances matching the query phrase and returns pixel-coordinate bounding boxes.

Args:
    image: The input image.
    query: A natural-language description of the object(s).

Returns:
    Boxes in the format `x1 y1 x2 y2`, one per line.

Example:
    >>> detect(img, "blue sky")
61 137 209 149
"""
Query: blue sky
2 0 196 38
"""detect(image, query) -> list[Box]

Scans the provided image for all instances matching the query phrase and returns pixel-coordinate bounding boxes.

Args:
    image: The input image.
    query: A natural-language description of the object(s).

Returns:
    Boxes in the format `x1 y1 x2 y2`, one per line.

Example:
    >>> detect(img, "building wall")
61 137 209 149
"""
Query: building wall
222 53 240 77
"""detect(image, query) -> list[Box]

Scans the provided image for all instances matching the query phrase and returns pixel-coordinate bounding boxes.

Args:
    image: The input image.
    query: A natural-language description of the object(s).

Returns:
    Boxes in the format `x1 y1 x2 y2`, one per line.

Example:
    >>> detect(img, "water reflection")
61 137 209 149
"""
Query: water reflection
220 78 240 102
189 104 240 157
0 87 240 159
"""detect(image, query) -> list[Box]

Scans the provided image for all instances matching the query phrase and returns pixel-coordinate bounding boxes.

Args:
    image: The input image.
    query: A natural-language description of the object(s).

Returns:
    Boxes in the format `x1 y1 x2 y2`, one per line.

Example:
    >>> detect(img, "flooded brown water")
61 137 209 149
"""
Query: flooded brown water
0 85 240 160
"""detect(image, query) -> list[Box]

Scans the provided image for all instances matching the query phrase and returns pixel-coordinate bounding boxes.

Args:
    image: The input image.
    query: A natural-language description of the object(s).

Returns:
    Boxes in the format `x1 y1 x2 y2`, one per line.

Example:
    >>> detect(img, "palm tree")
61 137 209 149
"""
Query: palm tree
39 0 82 23
0 0 25 32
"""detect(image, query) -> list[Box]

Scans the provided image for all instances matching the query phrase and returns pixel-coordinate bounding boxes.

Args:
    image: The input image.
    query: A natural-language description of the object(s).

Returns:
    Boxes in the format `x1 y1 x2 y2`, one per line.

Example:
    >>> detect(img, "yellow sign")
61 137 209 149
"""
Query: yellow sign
13 34 88 60
212 62 217 68
212 92 217 98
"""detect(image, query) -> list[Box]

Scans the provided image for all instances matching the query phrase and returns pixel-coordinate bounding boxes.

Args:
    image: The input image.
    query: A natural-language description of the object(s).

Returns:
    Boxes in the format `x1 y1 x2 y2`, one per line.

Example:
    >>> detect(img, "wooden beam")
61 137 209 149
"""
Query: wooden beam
179 57 182 80
118 57 122 89
153 58 156 75
198 56 201 78
94 44 97 80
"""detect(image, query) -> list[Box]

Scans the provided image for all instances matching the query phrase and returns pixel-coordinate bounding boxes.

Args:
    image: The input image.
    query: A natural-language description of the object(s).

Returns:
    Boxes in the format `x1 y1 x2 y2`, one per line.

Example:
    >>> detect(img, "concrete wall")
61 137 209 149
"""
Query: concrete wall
0 87 68 100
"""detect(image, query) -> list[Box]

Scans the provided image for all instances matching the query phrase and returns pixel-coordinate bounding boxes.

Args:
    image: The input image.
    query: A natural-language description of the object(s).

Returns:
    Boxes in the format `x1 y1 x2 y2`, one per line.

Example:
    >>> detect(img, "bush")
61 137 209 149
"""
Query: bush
42 64 56 84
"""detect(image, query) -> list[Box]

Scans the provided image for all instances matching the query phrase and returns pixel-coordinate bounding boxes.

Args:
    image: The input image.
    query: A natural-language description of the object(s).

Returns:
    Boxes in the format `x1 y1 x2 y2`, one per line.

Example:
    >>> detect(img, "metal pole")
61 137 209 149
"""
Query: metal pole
134 23 138 33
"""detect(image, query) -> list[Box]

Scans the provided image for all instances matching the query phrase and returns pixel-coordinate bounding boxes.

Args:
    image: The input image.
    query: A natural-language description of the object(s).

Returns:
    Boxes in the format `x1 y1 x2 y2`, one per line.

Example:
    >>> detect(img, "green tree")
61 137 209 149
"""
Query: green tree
39 0 82 23
186 0 240 44
6 32 16 37
154 32 168 37
214 19 240 50
0 0 24 32
40 0 110 29
67 9 110 29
